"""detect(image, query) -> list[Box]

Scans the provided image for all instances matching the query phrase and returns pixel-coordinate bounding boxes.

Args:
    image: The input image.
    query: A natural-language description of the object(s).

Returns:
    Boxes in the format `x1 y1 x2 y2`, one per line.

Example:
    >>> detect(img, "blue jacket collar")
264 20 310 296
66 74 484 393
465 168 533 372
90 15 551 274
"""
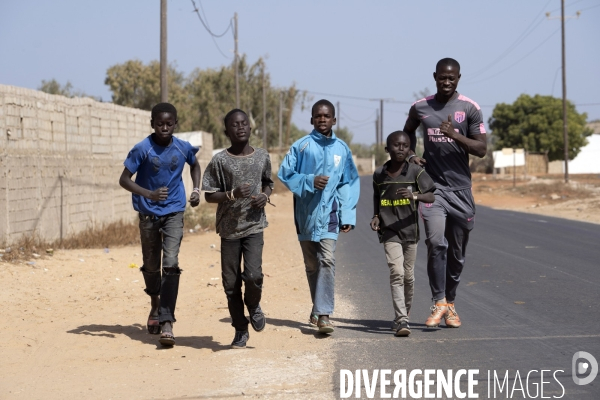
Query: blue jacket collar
310 129 337 144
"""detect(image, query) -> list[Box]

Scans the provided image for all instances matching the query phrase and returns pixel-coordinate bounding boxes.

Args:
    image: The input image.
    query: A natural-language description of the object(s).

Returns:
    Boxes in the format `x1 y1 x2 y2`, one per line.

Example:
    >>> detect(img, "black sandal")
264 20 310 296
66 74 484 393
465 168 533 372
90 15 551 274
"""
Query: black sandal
159 322 175 346
147 315 161 334
159 331 175 346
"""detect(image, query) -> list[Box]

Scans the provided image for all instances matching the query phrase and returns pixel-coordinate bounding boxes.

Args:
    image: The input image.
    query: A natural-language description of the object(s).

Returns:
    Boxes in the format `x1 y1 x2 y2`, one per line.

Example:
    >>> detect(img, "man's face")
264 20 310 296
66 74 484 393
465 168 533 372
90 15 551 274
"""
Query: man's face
225 112 251 146
311 105 336 135
434 64 461 97
386 134 410 162
151 112 177 141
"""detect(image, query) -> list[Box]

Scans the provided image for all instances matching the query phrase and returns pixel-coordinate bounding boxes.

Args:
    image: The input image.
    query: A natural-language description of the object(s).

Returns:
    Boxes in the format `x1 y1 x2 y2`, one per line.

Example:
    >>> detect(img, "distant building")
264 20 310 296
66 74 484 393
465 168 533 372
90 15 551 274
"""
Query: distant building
548 121 600 174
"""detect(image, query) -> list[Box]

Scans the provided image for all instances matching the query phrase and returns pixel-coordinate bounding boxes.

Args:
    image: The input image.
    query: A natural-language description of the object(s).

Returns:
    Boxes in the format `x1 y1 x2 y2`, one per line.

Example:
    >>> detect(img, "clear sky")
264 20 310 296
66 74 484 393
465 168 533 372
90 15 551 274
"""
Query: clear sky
2 0 599 144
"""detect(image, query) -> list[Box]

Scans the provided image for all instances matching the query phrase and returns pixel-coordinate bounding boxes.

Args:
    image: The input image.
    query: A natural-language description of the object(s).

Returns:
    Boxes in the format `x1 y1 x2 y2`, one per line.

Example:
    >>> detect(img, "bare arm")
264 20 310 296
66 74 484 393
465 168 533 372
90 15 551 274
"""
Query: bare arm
204 184 252 204
188 159 201 207
403 106 421 153
396 188 435 203
403 106 427 166
370 179 381 231
415 191 435 203
454 133 487 158
439 115 487 158
119 168 167 201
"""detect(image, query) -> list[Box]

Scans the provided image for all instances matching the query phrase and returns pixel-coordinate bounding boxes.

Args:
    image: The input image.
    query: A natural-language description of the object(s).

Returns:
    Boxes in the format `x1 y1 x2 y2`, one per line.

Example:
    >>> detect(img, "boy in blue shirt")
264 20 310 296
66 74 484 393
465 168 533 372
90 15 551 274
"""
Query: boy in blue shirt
119 103 201 346
278 100 360 334
202 109 273 349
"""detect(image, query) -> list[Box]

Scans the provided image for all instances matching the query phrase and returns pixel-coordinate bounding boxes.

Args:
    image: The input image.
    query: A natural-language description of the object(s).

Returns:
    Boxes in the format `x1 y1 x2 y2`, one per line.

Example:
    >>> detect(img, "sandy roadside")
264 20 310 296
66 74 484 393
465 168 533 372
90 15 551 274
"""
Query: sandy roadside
471 174 600 225
0 191 344 400
2 173 597 400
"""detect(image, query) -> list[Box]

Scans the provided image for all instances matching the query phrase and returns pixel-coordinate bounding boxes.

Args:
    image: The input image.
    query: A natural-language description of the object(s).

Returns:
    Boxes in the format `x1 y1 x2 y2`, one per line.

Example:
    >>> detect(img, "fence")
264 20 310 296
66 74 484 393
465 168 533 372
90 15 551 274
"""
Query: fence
0 85 212 244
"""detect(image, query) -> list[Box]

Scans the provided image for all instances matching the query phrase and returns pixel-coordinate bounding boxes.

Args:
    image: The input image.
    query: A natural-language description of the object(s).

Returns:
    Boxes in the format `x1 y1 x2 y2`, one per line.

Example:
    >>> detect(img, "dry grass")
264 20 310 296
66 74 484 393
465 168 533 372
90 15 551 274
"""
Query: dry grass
184 202 217 231
1 184 290 264
512 182 592 200
1 204 221 264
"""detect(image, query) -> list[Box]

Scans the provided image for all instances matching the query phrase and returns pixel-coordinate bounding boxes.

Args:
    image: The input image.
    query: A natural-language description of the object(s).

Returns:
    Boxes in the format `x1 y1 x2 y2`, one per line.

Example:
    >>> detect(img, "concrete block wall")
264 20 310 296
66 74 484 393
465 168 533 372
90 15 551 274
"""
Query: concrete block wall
0 84 213 244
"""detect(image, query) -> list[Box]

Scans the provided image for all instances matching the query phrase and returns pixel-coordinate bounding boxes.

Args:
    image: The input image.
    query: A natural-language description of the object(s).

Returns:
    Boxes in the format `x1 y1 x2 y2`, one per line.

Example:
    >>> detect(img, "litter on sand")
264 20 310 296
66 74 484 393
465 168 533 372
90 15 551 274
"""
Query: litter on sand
128 263 139 269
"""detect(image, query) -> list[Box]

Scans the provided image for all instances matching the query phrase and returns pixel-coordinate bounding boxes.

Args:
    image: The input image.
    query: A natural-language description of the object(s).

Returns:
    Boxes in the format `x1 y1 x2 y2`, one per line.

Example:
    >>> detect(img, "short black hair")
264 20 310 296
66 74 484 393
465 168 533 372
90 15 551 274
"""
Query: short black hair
151 102 177 120
223 108 248 126
311 99 335 117
386 131 410 147
436 58 461 73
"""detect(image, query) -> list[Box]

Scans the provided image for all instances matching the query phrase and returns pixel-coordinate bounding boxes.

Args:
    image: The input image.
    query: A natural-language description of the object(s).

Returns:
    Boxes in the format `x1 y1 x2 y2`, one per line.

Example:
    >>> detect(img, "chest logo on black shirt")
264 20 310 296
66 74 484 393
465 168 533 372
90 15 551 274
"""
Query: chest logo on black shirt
454 111 465 123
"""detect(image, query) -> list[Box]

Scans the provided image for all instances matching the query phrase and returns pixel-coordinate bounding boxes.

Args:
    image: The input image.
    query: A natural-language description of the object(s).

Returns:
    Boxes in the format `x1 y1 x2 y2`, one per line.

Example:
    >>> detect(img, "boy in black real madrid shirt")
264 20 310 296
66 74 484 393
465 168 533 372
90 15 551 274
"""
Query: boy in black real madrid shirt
370 131 435 337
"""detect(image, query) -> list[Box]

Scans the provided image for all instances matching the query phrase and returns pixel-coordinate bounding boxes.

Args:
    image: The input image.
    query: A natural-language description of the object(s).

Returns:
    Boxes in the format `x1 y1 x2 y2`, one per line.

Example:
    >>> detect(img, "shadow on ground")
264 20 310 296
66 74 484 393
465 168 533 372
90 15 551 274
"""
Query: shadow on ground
219 316 332 339
331 318 443 335
67 323 230 351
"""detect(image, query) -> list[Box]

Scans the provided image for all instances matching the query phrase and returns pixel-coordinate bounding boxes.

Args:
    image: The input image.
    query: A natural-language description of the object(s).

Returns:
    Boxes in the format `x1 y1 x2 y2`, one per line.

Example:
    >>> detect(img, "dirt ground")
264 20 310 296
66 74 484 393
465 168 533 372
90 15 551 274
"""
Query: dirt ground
1 173 598 400
471 173 600 224
0 191 350 400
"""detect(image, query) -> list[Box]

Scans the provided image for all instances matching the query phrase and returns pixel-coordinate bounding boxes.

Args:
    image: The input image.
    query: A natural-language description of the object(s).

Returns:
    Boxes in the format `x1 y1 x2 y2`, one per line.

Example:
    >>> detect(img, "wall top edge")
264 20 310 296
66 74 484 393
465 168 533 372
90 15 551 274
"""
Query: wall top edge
0 84 151 117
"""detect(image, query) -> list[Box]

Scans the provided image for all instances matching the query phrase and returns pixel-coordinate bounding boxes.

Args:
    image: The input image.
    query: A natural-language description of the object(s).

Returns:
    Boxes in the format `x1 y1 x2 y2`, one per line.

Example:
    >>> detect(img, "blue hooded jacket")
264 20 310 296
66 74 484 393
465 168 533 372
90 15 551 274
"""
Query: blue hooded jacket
278 130 360 242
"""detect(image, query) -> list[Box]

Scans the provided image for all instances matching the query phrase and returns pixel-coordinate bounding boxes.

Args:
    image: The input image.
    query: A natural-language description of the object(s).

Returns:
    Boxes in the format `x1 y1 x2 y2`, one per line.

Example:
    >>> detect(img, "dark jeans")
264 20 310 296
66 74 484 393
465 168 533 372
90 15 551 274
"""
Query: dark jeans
221 232 264 331
139 211 184 323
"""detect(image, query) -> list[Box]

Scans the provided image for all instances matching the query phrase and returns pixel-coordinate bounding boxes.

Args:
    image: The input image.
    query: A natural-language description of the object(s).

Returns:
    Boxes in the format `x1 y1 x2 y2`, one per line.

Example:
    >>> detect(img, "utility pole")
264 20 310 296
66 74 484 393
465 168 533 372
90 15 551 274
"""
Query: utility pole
380 99 384 141
375 111 380 145
337 101 340 129
547 2 580 183
234 12 239 109
160 0 168 102
279 91 283 150
262 66 267 150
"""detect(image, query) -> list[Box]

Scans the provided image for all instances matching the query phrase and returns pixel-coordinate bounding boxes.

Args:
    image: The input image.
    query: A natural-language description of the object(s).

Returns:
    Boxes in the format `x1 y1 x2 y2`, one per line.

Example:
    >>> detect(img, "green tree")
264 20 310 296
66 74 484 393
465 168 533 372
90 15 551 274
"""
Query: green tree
489 94 592 161
104 60 186 112
39 79 101 101
39 79 75 96
104 56 303 149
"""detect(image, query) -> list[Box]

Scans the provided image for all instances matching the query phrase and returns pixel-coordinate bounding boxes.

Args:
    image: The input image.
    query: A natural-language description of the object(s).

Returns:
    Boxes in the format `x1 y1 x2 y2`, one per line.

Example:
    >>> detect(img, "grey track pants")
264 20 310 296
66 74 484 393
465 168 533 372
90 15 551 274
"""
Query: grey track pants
419 188 475 303
384 241 417 324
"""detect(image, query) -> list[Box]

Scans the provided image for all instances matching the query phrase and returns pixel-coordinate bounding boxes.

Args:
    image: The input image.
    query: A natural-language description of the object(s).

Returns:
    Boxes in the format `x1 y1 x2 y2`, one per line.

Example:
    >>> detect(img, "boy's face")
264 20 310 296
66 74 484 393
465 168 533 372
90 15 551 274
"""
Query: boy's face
225 112 250 146
151 112 177 142
385 134 410 163
311 105 336 135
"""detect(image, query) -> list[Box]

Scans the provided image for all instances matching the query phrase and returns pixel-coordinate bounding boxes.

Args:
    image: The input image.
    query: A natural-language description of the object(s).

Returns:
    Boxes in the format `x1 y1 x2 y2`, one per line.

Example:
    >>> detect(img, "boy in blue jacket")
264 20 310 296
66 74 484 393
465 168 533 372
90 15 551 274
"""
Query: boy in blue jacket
278 99 360 334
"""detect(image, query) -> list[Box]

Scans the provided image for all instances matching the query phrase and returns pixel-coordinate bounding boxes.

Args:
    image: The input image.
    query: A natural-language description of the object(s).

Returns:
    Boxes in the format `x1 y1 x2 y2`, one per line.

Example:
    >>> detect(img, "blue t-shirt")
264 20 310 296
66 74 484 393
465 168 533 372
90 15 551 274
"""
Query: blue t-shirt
124 135 198 216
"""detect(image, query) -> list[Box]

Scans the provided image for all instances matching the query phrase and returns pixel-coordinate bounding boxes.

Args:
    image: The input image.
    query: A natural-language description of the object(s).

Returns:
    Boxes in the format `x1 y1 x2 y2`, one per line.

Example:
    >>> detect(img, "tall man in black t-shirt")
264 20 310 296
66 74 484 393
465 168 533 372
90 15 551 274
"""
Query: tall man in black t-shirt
403 58 487 328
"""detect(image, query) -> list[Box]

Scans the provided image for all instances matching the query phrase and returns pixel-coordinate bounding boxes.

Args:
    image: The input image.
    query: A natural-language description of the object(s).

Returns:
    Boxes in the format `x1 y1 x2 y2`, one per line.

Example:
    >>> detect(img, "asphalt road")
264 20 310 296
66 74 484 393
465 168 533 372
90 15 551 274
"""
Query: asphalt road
332 175 600 399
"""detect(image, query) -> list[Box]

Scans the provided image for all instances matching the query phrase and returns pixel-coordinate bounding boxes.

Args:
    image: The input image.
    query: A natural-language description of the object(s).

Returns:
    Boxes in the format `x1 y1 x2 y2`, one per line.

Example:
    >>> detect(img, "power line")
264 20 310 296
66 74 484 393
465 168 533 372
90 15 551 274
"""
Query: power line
190 0 233 58
341 110 377 123
304 90 412 104
469 0 552 79
190 0 232 37
464 26 561 85
347 118 378 130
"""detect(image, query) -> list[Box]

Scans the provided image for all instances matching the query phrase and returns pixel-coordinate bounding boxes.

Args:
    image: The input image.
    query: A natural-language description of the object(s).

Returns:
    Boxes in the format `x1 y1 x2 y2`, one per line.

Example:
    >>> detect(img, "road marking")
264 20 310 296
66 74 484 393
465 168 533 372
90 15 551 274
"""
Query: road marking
332 334 600 343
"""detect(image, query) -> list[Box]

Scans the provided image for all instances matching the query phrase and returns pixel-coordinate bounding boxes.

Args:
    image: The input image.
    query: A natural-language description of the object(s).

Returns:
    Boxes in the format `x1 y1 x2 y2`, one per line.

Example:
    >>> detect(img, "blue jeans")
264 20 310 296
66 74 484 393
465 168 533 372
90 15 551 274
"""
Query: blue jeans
299 239 336 315
138 211 184 323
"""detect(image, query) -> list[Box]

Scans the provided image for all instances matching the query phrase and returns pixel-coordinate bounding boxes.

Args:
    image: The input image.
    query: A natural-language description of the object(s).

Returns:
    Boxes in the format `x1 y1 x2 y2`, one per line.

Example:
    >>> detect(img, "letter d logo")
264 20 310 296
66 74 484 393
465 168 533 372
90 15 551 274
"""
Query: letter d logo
572 351 598 385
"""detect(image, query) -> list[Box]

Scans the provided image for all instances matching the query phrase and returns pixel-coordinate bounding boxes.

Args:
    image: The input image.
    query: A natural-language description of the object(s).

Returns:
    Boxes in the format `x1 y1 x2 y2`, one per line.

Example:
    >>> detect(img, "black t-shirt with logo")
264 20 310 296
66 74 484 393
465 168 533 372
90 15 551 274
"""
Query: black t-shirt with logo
372 161 435 243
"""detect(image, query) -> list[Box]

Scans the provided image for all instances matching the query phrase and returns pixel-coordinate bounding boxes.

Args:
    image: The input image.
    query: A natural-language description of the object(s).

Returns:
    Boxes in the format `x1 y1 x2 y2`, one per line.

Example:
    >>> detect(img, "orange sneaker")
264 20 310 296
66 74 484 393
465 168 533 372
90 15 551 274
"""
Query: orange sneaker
445 304 461 328
425 303 448 327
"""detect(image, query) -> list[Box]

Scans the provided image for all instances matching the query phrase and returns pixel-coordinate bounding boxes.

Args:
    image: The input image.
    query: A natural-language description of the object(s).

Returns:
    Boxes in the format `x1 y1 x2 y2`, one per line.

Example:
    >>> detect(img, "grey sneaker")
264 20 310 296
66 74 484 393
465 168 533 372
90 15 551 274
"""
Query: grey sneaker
391 320 400 331
248 305 266 332
231 330 249 349
394 321 411 337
